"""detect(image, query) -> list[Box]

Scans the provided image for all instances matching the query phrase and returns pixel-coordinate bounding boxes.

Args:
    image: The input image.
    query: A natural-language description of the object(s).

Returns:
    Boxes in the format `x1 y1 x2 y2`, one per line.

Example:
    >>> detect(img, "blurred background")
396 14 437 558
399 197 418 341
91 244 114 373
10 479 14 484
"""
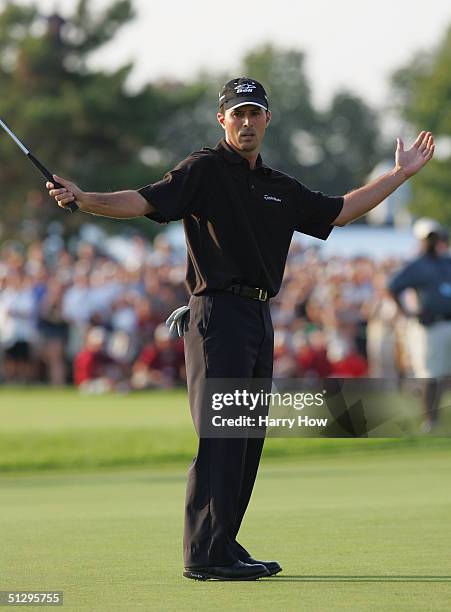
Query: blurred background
1 0 451 389
1 3 451 609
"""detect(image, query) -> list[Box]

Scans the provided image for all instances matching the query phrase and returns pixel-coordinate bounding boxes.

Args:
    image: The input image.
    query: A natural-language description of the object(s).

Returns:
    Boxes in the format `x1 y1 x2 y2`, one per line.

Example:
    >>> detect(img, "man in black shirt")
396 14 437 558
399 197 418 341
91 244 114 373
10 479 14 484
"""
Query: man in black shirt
47 77 435 581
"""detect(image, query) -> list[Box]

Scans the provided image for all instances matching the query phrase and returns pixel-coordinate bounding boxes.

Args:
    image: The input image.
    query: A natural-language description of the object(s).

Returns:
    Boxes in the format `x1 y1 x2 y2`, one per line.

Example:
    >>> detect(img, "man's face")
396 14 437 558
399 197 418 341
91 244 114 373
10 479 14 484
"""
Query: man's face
217 104 271 154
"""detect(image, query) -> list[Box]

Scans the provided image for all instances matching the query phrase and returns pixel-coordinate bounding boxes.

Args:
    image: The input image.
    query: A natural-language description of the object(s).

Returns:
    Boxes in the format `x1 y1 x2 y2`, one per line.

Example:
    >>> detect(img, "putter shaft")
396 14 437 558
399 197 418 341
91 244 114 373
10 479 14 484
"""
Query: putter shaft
0 118 78 212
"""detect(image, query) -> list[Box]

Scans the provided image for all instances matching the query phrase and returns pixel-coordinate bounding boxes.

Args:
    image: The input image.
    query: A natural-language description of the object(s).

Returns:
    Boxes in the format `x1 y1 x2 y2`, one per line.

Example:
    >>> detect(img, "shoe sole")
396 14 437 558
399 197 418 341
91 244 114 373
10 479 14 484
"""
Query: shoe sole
183 568 269 581
266 567 282 577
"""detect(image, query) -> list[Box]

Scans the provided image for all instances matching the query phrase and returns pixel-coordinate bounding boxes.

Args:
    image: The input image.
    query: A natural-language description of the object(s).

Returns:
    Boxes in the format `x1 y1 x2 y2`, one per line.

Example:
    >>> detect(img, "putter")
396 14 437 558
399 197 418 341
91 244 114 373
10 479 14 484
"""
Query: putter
0 117 78 212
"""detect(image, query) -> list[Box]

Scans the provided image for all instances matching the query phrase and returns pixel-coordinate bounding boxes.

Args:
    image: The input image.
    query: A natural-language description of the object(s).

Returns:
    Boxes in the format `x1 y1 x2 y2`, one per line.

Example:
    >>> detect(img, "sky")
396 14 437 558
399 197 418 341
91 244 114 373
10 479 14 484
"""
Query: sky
23 0 451 112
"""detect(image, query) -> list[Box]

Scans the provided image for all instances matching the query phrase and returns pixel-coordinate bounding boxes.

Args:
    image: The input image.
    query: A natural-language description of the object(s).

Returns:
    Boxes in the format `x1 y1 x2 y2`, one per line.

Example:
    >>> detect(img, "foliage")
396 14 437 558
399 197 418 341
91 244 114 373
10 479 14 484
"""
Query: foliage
0 0 176 238
0 3 385 240
157 45 383 198
391 27 451 224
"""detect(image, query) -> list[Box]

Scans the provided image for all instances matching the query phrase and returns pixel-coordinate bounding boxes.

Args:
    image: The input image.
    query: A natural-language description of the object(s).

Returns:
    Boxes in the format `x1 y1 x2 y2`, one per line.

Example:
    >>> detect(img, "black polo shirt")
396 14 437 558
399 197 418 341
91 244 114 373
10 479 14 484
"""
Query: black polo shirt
138 139 343 297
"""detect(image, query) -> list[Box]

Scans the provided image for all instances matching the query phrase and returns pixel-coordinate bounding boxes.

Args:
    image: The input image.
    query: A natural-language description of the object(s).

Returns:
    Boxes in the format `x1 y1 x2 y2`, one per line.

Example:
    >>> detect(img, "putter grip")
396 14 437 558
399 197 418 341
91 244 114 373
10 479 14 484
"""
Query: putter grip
28 153 79 213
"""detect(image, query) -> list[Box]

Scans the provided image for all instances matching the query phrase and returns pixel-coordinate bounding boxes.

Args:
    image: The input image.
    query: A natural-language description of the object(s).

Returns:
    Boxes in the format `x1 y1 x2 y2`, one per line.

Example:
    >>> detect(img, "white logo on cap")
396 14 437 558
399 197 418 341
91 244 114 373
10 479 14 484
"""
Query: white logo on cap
235 82 256 94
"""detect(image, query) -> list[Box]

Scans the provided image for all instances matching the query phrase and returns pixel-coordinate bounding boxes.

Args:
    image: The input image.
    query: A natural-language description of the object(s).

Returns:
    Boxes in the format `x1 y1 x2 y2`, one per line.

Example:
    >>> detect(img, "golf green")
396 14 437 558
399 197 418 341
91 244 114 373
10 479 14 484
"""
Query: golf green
1 451 450 611
0 387 449 473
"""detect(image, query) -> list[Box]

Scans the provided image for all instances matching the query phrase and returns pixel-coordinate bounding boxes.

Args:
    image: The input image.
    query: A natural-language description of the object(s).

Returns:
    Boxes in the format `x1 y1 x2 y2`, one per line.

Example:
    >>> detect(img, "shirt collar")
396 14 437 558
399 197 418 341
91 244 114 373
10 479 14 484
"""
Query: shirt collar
215 139 272 176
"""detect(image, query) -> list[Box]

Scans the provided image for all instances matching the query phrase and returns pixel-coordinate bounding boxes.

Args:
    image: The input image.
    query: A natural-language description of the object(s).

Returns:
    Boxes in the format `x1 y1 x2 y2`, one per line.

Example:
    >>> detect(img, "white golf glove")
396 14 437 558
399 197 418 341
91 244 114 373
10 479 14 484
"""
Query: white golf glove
165 305 190 338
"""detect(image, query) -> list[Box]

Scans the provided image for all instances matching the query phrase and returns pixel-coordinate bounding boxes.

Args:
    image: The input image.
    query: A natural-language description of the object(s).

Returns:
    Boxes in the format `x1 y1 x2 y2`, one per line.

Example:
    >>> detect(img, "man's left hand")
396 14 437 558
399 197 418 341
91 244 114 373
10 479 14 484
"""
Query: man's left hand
395 131 435 179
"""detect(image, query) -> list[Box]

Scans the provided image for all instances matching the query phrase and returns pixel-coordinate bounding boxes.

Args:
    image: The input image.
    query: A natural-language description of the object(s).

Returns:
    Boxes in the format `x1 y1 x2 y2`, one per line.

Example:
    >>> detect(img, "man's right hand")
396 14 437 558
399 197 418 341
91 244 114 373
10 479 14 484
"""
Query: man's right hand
46 174 85 210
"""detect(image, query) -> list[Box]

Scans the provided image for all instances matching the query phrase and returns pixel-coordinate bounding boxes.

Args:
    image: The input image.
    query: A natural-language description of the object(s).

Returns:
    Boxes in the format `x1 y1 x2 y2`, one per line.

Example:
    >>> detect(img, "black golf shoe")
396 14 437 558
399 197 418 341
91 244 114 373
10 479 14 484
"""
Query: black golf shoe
241 556 282 576
183 560 269 581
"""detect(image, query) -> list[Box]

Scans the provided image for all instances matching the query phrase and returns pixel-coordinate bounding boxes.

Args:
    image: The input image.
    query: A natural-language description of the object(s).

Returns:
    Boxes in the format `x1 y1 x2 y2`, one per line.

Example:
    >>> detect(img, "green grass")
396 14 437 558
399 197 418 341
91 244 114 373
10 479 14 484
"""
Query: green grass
0 387 450 473
1 388 450 610
1 453 450 611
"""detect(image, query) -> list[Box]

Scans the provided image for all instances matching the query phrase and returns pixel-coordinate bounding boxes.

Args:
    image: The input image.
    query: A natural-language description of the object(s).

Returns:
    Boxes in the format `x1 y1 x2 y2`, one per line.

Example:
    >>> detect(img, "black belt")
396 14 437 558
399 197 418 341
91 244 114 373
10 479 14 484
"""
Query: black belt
225 284 270 302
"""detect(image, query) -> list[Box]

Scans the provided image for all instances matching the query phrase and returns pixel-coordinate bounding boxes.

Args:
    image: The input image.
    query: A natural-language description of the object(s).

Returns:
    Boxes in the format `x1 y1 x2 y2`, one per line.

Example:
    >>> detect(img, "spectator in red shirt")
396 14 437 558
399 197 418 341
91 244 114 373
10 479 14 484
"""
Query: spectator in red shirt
73 326 121 393
328 337 368 377
296 330 332 377
131 324 185 389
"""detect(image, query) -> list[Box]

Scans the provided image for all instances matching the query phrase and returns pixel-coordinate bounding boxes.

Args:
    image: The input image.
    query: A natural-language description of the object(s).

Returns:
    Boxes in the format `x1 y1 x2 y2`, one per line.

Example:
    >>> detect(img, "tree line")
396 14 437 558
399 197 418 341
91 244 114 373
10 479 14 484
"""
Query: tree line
0 0 449 239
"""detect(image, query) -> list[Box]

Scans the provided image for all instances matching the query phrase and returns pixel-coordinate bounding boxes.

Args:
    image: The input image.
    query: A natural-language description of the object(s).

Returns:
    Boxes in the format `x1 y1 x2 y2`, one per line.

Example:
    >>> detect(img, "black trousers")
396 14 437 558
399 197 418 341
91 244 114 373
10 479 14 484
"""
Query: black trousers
183 291 274 567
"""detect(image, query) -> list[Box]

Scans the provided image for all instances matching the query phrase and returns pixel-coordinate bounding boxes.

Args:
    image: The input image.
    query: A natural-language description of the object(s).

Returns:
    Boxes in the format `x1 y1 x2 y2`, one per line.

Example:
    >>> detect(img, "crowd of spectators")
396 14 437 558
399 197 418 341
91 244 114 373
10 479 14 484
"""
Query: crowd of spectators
0 227 415 391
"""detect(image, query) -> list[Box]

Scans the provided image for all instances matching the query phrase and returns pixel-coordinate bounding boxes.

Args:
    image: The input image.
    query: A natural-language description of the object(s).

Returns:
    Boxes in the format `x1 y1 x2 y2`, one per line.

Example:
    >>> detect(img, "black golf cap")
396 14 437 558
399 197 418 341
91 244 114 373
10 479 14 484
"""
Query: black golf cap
219 77 269 112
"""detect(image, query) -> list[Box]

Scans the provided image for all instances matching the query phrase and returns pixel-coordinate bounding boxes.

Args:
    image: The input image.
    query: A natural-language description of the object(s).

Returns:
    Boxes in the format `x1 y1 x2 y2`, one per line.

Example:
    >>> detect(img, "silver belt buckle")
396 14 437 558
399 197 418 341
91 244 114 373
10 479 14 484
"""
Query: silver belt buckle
257 288 268 301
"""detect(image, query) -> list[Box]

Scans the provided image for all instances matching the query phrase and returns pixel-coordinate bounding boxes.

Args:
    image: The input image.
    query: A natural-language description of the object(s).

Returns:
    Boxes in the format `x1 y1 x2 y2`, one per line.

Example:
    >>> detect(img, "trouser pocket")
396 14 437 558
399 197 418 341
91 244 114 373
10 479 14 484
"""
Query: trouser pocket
187 295 215 338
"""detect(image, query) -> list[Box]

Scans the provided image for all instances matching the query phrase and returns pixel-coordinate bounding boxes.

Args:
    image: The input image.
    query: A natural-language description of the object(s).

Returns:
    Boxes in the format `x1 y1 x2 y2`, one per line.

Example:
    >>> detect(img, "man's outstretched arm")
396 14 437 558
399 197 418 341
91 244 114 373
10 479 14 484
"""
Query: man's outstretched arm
333 131 435 226
46 175 156 218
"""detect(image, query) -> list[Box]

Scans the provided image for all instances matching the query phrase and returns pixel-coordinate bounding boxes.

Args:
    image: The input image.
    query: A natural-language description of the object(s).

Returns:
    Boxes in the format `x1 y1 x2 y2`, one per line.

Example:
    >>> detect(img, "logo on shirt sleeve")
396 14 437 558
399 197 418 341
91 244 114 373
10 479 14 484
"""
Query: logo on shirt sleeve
264 194 282 203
